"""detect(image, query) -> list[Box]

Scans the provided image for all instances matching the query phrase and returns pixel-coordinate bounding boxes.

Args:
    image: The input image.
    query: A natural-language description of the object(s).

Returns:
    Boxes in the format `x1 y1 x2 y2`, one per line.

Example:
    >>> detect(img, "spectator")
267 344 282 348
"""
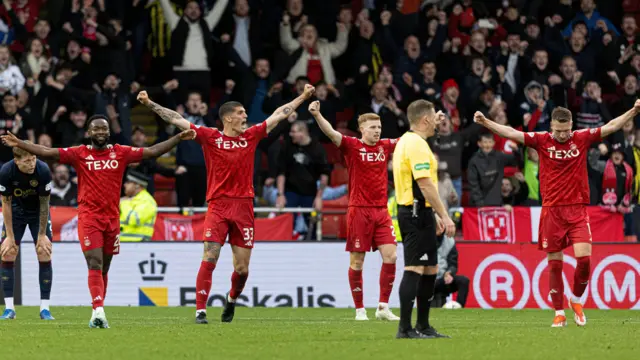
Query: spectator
468 132 519 207
120 171 158 242
279 17 349 86
49 163 78 207
501 173 530 208
57 107 87 148
0 45 25 95
589 142 634 213
0 93 32 164
175 91 210 208
562 0 619 38
436 159 458 212
523 147 540 205
572 81 612 129
159 0 229 104
276 121 330 237
353 81 407 139
127 126 177 195
520 81 553 132
434 235 469 308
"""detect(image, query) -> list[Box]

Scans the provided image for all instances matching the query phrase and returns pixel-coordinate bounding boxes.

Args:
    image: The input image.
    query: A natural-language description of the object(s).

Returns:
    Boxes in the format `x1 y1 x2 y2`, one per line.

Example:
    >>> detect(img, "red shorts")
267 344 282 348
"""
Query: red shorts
538 205 592 253
346 207 397 252
78 217 121 255
203 198 254 249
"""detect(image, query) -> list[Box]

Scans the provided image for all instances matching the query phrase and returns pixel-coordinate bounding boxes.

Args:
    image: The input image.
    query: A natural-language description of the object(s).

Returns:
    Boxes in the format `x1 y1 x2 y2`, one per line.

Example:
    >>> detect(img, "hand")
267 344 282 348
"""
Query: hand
282 12 290 25
302 84 315 99
178 129 197 140
81 52 91 63
607 71 620 85
435 213 445 236
603 33 613 46
176 104 185 116
442 215 456 237
452 4 463 16
537 98 546 109
548 74 562 86
473 111 488 125
503 204 513 212
268 82 283 96
380 10 392 26
225 79 235 94
308 100 320 116
264 177 275 187
359 64 369 74
519 40 529 53
590 85 602 102
175 165 187 175
514 172 525 182
402 72 413 86
137 90 150 105
85 18 98 28
326 84 341 98
482 67 492 83
435 110 446 125
1 131 20 147
105 104 118 120
40 59 51 73
336 22 347 33
63 22 74 33
634 99 640 114
599 143 608 155
596 19 608 32
220 33 230 43
523 113 532 126
55 105 67 116
451 37 462 49
425 88 436 96
442 39 452 53
276 194 286 209
552 14 563 25
163 79 179 92
444 272 454 285
287 111 298 123
0 236 17 258
36 235 52 257
496 65 506 78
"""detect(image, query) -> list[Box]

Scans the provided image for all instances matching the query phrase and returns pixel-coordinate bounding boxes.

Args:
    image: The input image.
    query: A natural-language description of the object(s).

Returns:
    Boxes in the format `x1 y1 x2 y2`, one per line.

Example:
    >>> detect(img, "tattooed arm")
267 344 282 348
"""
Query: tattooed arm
137 91 191 131
264 84 316 134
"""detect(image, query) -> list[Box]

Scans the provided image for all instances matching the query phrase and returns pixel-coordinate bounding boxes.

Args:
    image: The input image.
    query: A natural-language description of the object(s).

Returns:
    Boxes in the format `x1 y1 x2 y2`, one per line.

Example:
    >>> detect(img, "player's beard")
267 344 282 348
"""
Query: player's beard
91 136 109 148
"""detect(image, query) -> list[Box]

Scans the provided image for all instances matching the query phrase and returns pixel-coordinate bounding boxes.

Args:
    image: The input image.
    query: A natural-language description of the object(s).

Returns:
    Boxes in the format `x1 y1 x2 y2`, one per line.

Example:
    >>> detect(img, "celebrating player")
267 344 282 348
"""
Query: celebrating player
0 146 54 320
137 85 315 324
1 116 195 328
474 99 640 327
309 101 399 321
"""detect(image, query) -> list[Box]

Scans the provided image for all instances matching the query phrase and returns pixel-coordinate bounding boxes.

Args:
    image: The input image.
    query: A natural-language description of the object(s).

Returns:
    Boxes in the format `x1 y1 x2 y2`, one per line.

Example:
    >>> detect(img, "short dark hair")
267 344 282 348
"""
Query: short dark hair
88 114 109 127
551 107 572 123
218 101 243 120
479 132 494 141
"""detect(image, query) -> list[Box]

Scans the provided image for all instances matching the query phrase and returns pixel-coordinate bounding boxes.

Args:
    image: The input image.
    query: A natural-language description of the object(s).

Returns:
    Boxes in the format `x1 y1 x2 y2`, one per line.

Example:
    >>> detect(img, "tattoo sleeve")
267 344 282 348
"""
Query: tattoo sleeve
38 196 49 237
2 195 14 238
147 100 189 130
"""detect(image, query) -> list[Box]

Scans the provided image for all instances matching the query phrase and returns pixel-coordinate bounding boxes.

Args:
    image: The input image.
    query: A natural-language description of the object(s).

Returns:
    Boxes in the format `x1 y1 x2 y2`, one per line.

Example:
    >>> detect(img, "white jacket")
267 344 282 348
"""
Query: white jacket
0 64 25 95
279 23 349 85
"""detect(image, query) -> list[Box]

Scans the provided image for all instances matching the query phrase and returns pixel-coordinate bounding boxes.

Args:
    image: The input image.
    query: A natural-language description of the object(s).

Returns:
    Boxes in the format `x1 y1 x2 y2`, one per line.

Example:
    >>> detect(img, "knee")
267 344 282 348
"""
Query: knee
350 258 364 270
1 248 18 262
457 275 470 288
37 253 51 262
234 263 249 276
381 250 397 264
87 256 103 271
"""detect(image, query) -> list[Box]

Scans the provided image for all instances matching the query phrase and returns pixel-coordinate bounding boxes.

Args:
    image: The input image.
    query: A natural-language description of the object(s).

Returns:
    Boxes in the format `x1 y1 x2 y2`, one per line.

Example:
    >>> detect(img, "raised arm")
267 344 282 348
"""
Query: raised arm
158 0 180 31
0 132 60 160
204 0 229 30
264 84 315 134
308 101 342 147
473 111 525 145
137 91 191 131
601 99 640 138
142 129 196 160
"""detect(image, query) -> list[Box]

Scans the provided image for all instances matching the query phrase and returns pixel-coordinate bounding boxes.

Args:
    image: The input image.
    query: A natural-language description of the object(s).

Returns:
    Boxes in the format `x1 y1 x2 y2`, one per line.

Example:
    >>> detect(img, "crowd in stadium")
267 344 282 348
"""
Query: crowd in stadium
0 0 639 239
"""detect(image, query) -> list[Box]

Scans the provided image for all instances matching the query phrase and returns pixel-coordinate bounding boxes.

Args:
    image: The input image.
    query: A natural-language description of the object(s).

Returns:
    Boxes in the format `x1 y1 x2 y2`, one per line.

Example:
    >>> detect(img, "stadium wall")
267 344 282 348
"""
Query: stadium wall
17 243 640 310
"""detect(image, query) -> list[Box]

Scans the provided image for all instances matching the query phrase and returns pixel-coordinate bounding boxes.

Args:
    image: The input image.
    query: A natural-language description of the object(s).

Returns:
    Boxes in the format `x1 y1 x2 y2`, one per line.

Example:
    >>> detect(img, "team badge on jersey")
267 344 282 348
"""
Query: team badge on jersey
378 146 384 153
109 151 117 159
205 228 212 237
542 238 548 249
30 180 38 187
84 236 91 247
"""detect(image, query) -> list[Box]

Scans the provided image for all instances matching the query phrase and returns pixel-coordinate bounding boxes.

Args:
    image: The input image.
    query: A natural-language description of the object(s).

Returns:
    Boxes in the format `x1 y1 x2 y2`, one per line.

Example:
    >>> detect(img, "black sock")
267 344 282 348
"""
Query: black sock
1 261 15 298
416 274 437 330
39 261 53 300
398 270 421 331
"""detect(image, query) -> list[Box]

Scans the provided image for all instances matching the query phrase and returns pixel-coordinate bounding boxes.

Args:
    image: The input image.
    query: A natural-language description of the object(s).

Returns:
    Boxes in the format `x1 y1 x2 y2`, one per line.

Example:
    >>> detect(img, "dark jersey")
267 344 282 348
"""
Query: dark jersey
0 159 52 218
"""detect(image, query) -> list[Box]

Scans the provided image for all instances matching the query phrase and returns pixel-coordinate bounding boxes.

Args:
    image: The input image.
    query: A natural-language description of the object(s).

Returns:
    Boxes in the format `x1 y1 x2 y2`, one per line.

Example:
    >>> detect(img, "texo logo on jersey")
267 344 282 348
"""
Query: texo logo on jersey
359 152 386 162
215 137 248 149
548 149 580 159
86 160 119 170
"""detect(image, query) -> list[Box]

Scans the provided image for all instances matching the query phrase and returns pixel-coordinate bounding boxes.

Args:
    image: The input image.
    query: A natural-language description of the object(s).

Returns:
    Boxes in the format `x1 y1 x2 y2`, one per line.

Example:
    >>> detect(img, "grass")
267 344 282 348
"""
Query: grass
0 307 638 360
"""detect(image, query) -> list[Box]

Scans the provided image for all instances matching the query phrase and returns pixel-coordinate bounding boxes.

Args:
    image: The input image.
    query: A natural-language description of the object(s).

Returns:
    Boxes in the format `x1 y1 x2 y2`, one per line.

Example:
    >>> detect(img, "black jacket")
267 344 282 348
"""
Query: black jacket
468 149 518 207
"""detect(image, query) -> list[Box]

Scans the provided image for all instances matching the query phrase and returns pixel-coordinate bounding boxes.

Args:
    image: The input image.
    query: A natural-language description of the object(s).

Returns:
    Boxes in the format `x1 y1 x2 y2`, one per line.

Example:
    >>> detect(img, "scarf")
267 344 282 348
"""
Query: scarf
601 159 633 213
26 53 42 93
367 42 383 86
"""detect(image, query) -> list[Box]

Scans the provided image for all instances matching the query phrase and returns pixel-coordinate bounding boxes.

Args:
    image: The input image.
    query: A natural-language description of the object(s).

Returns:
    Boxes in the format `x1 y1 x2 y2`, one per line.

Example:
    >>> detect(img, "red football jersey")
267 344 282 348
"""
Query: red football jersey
191 122 267 201
340 136 397 207
58 144 144 218
524 128 602 206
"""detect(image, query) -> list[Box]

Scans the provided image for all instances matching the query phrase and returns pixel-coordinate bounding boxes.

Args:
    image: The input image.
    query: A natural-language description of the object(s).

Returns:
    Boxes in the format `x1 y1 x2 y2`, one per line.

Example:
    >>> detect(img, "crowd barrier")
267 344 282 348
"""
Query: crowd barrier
15 242 640 309
0 205 626 242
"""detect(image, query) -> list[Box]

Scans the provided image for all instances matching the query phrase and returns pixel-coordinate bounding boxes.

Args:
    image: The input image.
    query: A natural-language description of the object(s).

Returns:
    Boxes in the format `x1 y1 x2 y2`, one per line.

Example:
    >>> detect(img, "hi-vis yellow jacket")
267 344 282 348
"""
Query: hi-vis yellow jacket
120 190 158 242
387 192 402 242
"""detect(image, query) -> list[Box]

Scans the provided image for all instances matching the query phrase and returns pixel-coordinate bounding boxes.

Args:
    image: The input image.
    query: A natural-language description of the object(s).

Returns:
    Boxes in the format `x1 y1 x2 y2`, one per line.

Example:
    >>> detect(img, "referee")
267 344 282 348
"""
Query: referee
392 99 456 339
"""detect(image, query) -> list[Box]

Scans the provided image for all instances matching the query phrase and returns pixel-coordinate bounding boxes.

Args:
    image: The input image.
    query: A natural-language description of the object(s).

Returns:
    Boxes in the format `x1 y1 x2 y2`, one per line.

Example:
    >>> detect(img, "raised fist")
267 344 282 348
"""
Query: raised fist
308 100 320 115
137 90 150 105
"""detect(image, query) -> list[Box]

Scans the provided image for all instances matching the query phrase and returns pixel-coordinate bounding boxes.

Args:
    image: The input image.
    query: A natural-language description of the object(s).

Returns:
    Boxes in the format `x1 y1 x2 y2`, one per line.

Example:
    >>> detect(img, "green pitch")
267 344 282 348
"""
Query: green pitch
1 307 638 359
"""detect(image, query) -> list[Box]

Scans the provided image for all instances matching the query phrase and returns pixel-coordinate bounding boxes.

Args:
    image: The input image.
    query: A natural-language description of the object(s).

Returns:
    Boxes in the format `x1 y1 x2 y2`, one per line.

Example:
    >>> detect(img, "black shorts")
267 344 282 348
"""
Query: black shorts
397 205 437 267
0 214 53 245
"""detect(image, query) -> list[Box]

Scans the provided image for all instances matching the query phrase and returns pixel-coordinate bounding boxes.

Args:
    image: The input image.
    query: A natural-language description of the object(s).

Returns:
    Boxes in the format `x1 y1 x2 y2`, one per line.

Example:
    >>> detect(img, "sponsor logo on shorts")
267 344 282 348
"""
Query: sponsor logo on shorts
414 162 430 171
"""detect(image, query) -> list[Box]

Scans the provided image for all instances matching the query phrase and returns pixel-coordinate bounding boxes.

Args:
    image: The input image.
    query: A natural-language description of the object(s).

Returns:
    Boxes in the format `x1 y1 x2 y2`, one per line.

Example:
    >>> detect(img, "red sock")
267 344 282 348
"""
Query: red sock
379 263 396 304
229 271 249 299
102 272 108 300
88 269 105 309
348 268 364 309
548 260 564 310
195 261 216 310
573 256 591 298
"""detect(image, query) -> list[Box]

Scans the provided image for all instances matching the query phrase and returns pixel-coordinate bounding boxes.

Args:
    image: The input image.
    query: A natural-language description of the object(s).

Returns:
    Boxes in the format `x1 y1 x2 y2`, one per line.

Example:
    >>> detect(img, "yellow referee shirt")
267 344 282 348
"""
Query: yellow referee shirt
392 131 438 207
